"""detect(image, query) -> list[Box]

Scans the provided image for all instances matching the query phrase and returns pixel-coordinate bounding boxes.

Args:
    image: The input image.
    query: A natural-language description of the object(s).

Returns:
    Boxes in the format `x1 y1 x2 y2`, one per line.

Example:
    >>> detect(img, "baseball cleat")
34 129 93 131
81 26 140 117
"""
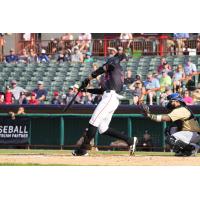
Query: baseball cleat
72 149 89 156
129 137 138 156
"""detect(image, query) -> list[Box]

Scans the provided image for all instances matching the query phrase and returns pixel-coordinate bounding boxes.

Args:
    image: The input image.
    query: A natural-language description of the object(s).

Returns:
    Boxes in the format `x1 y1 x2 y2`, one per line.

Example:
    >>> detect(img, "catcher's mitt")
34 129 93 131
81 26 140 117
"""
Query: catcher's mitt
141 103 150 116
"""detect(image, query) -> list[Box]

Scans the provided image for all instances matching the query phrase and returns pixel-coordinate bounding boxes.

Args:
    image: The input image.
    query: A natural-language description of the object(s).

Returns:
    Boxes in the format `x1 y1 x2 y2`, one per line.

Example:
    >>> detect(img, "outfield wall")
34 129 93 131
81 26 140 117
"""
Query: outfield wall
0 105 200 150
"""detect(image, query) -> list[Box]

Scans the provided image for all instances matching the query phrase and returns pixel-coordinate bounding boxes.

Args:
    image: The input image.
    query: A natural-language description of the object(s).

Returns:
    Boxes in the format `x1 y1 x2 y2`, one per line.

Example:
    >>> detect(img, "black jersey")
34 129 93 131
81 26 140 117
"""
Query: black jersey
91 53 127 93
103 54 126 93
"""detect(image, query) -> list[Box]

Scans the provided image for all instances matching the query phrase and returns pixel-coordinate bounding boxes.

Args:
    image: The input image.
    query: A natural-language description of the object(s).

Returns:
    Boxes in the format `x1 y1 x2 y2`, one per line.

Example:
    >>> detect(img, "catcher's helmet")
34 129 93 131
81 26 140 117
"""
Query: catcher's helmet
167 93 186 105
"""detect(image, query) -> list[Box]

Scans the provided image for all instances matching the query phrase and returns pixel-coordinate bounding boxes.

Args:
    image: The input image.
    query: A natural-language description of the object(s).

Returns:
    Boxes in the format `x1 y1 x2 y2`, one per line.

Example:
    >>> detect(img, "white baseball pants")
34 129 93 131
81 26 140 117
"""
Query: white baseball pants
173 131 200 144
89 90 124 134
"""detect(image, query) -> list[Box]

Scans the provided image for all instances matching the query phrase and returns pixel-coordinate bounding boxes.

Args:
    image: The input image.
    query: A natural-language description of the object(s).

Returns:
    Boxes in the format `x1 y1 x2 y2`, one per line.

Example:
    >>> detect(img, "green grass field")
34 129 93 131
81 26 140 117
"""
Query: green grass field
0 149 174 156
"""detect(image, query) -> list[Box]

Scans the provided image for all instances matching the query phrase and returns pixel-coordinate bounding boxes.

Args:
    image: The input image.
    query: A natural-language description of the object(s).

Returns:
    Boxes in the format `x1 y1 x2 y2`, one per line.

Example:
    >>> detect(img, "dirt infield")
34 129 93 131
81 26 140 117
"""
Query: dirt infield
0 150 200 165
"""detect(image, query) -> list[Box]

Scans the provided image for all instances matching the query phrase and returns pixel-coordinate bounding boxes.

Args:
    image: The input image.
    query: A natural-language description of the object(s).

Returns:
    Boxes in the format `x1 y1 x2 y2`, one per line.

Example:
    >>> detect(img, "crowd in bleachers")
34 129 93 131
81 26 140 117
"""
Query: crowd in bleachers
123 57 200 106
0 34 200 106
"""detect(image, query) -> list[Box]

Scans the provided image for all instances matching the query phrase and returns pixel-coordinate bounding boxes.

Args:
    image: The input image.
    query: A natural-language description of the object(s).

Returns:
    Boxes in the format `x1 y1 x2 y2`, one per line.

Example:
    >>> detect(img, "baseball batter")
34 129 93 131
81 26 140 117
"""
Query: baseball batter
142 93 200 156
72 49 137 156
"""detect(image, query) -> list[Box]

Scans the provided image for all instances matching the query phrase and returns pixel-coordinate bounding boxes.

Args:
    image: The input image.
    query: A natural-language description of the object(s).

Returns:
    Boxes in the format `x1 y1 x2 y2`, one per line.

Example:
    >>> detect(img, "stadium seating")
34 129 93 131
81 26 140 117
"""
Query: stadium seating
0 55 199 103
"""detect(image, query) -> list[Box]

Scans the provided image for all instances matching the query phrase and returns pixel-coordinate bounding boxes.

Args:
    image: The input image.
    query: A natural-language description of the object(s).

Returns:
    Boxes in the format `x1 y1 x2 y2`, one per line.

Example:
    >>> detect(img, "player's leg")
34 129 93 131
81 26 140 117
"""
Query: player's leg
72 92 114 156
98 95 137 155
72 124 97 156
167 131 200 156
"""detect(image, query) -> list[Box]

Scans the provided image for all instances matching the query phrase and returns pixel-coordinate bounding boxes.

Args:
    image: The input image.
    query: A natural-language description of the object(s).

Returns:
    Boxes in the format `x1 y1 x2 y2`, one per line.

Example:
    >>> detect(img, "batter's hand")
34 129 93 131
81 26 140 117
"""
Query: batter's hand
80 78 90 89
141 103 150 116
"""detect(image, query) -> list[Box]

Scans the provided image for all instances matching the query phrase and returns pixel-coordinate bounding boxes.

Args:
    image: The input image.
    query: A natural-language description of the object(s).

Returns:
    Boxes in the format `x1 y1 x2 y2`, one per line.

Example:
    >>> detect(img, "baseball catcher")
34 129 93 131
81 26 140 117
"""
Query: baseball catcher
72 48 137 156
141 93 200 156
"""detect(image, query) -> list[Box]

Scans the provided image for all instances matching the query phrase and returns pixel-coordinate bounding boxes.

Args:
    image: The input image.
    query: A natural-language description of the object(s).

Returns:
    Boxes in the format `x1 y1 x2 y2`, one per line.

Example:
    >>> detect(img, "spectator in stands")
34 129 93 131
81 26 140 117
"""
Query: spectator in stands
152 71 160 80
4 85 14 104
48 38 59 55
166 37 176 56
129 80 145 105
159 71 172 93
0 91 4 104
144 73 160 105
183 46 190 56
8 107 26 120
197 36 200 55
182 90 194 105
107 47 117 58
184 60 197 76
120 33 133 48
134 74 142 82
57 50 67 63
192 84 200 104
28 92 39 105
65 49 71 62
51 91 61 105
80 92 93 105
137 131 153 151
50 47 59 61
71 46 83 62
5 48 18 63
124 70 135 85
65 86 75 105
32 81 47 104
38 49 49 63
18 48 28 64
17 106 26 114
157 58 172 74
160 87 173 106
78 33 92 52
84 52 93 63
172 64 185 92
61 94 67 105
62 33 73 41
18 91 28 105
28 49 38 63
174 33 189 55
62 33 74 49
73 84 82 103
10 80 26 104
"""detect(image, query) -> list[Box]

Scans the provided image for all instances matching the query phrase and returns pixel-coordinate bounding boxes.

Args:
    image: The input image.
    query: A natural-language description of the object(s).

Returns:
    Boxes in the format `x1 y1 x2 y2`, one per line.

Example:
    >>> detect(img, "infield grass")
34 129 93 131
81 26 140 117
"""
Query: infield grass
0 149 175 156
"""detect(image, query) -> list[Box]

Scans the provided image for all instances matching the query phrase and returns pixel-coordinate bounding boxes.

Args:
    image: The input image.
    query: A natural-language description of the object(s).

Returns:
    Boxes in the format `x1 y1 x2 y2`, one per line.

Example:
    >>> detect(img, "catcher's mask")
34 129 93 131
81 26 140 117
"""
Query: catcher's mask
166 93 186 110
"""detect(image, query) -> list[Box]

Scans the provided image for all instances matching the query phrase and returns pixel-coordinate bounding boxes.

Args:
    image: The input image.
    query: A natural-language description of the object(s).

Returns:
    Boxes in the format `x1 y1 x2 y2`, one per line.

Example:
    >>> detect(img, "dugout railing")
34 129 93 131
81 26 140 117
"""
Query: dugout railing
0 113 200 151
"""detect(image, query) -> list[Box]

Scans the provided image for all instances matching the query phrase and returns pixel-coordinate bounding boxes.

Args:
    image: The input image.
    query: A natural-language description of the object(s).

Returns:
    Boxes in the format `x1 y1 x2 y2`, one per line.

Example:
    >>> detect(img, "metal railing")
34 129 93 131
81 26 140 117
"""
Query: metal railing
0 113 200 150
14 37 200 57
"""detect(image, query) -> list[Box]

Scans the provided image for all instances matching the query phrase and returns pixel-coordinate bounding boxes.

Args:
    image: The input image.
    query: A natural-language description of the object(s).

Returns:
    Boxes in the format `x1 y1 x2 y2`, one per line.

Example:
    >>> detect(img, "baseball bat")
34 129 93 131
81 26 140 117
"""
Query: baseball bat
63 89 81 112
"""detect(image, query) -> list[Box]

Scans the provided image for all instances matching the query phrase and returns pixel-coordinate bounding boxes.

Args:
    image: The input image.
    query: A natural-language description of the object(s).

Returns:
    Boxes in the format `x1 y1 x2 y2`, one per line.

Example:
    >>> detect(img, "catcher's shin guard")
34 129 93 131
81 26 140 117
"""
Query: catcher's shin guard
173 140 195 156
166 135 195 155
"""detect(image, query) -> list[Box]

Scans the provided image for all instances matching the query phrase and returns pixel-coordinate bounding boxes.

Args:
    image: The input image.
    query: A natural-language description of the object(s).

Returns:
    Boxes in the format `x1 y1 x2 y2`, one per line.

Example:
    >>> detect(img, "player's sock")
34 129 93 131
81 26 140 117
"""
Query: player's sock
80 124 97 150
103 128 133 146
